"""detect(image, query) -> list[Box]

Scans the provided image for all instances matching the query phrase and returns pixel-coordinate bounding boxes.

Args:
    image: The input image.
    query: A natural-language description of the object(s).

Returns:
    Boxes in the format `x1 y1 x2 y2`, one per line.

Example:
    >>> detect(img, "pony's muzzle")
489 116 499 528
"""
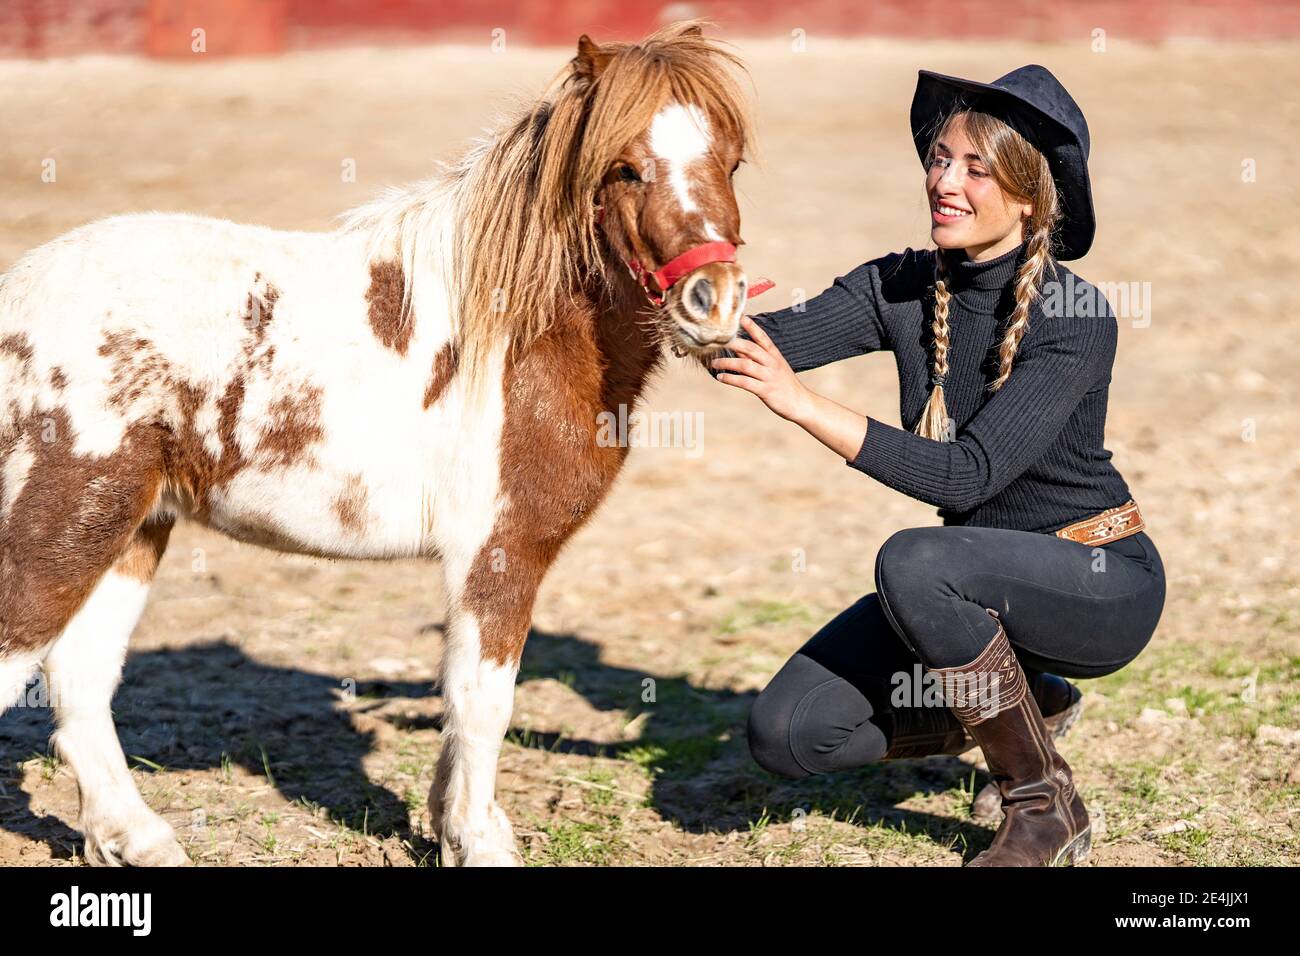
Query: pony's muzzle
676 263 747 346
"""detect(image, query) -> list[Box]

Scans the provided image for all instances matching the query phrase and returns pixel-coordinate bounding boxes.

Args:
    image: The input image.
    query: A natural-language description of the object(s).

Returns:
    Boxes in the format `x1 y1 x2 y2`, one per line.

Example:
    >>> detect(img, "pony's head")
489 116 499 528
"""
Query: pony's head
453 20 755 387
574 25 752 351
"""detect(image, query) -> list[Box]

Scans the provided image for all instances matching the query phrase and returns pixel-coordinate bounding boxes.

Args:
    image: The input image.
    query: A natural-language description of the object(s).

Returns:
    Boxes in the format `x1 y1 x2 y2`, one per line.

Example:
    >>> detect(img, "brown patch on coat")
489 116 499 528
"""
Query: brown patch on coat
254 387 325 468
0 408 165 653
114 515 175 583
366 260 413 356
99 331 174 410
460 285 663 665
163 378 246 519
332 473 369 534
422 340 460 409
49 367 68 391
0 334 33 367
243 274 279 337
97 328 244 519
95 305 319 521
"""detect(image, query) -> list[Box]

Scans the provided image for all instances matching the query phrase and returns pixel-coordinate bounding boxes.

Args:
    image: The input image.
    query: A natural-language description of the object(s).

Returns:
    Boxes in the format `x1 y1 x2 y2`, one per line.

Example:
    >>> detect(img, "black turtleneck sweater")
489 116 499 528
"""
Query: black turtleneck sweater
732 243 1134 534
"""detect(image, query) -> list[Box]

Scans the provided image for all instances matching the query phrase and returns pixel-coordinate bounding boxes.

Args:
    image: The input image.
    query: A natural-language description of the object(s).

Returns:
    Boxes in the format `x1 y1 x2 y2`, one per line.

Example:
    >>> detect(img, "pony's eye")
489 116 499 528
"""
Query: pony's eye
730 160 741 176
617 164 641 183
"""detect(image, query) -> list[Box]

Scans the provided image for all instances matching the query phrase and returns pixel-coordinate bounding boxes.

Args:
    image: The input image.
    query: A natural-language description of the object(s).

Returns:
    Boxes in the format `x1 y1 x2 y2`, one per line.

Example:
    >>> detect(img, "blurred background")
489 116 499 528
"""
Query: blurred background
3 0 1298 55
1 1 1297 867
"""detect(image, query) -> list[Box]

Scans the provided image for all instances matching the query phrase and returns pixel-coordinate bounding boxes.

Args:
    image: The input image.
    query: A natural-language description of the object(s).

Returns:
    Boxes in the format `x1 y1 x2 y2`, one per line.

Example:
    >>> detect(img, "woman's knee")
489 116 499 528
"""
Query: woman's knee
747 655 889 778
874 527 950 601
746 658 819 779
873 527 949 649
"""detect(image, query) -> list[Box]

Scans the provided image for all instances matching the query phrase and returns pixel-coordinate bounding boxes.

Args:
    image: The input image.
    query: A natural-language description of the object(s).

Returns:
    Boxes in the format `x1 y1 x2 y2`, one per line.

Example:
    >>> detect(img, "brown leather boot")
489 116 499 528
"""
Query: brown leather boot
929 609 1091 867
882 669 1082 763
971 672 1082 819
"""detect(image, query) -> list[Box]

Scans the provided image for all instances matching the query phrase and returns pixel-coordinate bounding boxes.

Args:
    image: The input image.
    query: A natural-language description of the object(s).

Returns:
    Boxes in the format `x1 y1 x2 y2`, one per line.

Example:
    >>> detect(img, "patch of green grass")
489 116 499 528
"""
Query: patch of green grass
1158 825 1211 862
261 819 278 854
1171 684 1218 716
527 819 626 866
1115 760 1165 804
718 600 816 635
28 750 60 781
403 787 425 815
576 767 618 808
744 808 772 850
624 734 724 777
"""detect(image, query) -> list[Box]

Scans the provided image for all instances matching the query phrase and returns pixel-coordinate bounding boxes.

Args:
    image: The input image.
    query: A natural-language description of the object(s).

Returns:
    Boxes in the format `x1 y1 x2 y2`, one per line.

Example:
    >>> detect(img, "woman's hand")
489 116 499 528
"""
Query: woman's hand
710 316 815 423
711 316 875 463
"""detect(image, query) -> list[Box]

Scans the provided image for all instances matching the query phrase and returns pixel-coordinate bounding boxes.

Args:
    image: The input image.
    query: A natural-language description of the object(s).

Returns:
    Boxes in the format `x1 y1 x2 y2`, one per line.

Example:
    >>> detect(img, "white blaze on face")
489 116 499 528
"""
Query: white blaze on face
649 103 723 241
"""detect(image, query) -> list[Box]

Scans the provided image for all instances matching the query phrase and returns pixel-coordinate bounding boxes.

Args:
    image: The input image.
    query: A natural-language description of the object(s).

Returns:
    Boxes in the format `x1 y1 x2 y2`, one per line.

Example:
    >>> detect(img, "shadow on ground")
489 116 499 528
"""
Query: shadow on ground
0 626 994 863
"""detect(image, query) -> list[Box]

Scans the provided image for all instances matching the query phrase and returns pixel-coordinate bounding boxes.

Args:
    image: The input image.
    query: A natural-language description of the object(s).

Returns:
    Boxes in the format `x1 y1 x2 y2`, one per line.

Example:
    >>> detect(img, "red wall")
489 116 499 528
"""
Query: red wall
4 0 1299 57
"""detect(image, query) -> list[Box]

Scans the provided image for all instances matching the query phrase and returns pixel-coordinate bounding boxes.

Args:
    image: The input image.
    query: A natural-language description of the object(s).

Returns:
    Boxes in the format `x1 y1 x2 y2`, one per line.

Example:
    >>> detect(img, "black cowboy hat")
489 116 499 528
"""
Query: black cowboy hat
910 64 1095 260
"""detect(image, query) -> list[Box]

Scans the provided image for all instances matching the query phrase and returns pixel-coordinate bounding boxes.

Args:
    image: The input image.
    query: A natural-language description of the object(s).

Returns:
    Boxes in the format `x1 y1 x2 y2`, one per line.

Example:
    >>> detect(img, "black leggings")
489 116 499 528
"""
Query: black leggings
747 525 1166 779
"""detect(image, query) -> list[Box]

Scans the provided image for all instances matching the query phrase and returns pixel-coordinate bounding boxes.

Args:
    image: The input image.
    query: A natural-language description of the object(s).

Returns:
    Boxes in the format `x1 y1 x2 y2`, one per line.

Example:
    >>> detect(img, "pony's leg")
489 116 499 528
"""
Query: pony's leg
430 608 525 867
42 516 189 867
430 553 541 867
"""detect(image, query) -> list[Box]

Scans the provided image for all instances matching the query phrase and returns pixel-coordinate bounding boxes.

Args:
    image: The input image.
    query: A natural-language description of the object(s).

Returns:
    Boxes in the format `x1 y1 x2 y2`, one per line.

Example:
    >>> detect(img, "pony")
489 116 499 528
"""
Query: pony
0 20 755 866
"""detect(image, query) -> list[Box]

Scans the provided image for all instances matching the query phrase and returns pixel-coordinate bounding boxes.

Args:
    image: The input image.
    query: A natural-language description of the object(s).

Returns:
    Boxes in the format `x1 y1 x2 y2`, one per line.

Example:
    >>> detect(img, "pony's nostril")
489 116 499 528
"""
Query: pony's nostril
688 278 714 316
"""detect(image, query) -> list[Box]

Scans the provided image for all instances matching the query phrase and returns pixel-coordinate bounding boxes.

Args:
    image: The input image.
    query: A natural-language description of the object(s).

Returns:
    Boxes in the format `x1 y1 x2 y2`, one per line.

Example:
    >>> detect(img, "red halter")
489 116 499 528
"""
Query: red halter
595 205 774 306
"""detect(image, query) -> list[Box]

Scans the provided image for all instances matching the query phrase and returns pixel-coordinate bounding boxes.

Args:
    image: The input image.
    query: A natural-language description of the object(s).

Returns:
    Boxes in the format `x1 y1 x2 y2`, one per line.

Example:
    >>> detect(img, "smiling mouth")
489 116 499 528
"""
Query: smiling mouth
933 201 972 218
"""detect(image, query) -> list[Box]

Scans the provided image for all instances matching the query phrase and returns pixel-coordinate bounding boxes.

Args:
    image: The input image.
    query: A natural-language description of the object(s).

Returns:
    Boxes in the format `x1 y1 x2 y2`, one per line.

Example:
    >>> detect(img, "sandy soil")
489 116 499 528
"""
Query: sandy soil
0 36 1297 866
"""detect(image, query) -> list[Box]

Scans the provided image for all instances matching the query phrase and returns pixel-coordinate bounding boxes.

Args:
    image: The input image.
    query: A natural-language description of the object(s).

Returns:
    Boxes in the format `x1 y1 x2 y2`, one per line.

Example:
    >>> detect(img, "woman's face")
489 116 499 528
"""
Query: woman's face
926 115 1031 261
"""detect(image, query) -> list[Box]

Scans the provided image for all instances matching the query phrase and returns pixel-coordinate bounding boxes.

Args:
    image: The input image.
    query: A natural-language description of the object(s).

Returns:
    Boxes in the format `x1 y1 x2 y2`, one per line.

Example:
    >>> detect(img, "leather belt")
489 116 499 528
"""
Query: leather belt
1053 498 1145 546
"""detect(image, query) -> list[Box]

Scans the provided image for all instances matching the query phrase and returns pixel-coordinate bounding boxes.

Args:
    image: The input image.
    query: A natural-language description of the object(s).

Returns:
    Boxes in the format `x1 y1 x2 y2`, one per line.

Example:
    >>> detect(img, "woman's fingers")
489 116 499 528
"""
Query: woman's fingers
741 315 777 352
725 336 770 364
710 355 767 379
714 371 764 395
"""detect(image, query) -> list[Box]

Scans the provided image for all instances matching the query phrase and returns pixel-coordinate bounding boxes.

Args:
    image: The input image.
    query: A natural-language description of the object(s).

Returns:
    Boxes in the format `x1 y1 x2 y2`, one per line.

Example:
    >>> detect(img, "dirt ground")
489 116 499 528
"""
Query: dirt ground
1 36 1297 866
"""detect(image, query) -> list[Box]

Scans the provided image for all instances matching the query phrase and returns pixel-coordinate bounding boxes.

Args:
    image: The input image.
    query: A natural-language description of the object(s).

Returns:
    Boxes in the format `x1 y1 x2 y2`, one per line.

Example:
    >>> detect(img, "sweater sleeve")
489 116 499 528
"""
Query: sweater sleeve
847 306 1118 512
708 256 893 376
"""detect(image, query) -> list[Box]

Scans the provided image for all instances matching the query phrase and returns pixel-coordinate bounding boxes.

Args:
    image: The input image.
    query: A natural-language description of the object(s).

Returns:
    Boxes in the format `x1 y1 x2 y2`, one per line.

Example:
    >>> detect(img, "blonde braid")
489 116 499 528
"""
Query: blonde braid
989 222 1056 392
914 250 954 440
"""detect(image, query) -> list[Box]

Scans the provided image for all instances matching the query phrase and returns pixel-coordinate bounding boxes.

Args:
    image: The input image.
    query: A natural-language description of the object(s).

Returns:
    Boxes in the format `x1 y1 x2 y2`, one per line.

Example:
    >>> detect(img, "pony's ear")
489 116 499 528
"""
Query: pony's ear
573 34 613 82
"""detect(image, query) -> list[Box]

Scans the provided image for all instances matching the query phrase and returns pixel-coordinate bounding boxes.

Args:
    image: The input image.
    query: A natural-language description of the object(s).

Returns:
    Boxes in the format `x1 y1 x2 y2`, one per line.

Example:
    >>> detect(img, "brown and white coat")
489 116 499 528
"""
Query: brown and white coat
0 22 754 866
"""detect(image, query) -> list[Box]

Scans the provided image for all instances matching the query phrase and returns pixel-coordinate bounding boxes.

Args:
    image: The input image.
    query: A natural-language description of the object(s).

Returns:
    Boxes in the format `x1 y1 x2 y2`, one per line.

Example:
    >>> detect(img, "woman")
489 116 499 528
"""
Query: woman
709 65 1166 867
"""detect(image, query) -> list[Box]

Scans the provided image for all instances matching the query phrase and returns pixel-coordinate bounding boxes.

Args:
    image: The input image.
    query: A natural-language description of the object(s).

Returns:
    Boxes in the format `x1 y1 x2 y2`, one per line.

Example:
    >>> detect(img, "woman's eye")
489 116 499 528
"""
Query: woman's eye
969 169 987 178
617 164 641 183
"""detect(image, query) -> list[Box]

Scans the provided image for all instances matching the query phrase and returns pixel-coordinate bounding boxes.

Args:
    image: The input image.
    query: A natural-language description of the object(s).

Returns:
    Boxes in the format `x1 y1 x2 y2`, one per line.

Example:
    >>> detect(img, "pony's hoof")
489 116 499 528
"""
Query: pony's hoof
437 836 522 867
438 801 521 867
83 812 191 867
460 844 523 867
